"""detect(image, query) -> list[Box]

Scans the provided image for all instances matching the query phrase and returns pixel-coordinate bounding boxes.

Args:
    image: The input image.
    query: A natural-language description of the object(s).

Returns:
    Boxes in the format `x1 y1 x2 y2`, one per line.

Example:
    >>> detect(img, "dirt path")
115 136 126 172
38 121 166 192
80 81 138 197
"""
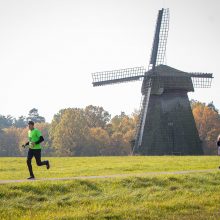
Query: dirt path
0 169 217 184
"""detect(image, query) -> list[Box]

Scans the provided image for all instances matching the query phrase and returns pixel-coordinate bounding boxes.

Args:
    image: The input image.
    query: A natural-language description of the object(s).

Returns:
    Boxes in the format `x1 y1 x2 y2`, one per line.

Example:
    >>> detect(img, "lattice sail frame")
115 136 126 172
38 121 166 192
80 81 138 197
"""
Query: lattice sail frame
92 68 213 89
146 72 213 89
190 73 213 88
92 67 145 86
149 8 169 70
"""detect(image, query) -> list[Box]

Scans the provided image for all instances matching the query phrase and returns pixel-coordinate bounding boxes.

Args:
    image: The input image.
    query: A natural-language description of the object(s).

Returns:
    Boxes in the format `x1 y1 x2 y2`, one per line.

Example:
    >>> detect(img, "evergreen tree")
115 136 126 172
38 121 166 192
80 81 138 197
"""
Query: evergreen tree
27 108 45 123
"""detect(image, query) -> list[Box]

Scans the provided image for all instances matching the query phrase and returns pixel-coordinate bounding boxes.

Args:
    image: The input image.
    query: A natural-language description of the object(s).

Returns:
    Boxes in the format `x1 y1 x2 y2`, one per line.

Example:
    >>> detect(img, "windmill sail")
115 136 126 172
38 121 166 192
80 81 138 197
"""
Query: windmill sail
92 67 145 87
133 8 170 153
190 73 213 88
149 8 169 70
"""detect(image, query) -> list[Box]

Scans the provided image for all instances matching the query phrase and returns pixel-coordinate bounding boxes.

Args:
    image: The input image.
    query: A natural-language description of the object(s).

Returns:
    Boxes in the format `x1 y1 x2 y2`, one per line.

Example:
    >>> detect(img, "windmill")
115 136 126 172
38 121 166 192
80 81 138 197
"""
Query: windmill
91 8 213 155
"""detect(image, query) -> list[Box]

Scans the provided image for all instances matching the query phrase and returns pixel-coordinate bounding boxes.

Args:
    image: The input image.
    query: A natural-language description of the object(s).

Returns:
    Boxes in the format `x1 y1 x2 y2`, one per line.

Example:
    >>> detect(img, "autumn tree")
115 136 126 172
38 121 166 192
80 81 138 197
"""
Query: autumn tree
50 108 90 156
192 100 220 154
84 105 111 128
106 112 137 155
86 127 110 155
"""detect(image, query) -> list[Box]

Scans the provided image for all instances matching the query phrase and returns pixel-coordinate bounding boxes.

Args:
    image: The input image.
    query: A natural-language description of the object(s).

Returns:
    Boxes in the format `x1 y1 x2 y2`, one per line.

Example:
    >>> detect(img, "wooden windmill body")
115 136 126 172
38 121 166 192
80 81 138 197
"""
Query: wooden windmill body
92 9 213 155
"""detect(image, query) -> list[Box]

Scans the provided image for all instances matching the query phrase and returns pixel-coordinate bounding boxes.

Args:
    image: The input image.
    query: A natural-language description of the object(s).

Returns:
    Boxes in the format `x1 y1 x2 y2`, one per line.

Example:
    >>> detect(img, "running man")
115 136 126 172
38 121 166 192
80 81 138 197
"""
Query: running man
22 121 50 179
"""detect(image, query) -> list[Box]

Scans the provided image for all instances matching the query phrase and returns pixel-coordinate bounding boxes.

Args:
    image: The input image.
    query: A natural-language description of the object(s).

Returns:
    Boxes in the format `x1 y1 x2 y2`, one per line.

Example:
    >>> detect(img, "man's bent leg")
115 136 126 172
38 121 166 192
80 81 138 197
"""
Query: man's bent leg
27 149 34 177
34 149 49 167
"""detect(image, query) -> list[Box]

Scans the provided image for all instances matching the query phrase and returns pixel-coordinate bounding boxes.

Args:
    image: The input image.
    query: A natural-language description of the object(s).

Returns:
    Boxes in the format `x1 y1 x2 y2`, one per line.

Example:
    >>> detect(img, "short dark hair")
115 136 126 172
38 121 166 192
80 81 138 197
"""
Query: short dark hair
28 121 34 125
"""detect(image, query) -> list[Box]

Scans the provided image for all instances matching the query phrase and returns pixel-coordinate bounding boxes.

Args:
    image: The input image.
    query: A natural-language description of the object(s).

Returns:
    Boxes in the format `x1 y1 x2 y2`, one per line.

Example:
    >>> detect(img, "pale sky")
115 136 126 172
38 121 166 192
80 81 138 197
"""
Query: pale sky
0 0 219 122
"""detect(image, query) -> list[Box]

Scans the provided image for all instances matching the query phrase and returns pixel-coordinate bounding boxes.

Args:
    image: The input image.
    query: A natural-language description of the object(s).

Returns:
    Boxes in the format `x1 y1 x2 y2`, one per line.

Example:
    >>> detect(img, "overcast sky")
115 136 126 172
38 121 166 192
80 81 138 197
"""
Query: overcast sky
0 0 219 122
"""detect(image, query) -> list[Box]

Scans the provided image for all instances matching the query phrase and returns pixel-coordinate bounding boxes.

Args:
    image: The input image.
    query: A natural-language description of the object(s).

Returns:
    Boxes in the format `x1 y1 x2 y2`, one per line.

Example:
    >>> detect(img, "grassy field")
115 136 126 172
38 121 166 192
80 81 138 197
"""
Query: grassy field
0 156 220 219
0 156 219 180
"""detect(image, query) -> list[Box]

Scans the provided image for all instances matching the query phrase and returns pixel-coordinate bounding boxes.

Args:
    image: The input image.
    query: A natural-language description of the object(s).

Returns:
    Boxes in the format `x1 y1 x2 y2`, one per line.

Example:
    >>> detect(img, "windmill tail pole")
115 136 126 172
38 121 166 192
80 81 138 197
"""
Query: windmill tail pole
132 85 152 155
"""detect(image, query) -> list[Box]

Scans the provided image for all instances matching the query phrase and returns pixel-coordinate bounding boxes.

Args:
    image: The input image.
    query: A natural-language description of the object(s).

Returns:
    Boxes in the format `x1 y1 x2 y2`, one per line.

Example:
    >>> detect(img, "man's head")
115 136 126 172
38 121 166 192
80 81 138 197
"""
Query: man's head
28 121 35 130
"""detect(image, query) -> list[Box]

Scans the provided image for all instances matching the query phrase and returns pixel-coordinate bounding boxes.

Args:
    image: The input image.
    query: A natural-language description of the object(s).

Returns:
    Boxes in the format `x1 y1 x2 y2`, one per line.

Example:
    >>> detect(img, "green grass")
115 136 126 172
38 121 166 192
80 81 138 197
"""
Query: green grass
1 173 220 219
0 156 219 180
0 156 220 219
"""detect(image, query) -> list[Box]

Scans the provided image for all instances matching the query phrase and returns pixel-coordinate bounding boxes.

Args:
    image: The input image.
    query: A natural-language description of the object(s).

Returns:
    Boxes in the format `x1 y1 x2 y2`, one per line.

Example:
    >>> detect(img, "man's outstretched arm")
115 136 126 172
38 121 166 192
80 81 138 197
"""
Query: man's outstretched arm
22 142 30 148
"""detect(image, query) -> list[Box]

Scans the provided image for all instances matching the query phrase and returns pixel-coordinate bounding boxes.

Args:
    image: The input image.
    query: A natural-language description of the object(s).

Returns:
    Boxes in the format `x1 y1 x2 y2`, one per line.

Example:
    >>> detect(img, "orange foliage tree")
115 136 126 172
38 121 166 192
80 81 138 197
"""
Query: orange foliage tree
192 100 220 154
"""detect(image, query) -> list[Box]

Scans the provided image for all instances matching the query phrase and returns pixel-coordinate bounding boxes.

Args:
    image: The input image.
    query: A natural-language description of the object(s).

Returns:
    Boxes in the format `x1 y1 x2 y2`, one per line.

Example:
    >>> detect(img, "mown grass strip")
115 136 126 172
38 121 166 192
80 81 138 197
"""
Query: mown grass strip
0 169 217 184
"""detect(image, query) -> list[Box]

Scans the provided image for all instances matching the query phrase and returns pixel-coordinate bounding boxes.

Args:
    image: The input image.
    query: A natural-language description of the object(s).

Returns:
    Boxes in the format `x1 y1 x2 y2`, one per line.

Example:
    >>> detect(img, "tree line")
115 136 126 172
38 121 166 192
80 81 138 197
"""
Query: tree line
0 101 220 156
